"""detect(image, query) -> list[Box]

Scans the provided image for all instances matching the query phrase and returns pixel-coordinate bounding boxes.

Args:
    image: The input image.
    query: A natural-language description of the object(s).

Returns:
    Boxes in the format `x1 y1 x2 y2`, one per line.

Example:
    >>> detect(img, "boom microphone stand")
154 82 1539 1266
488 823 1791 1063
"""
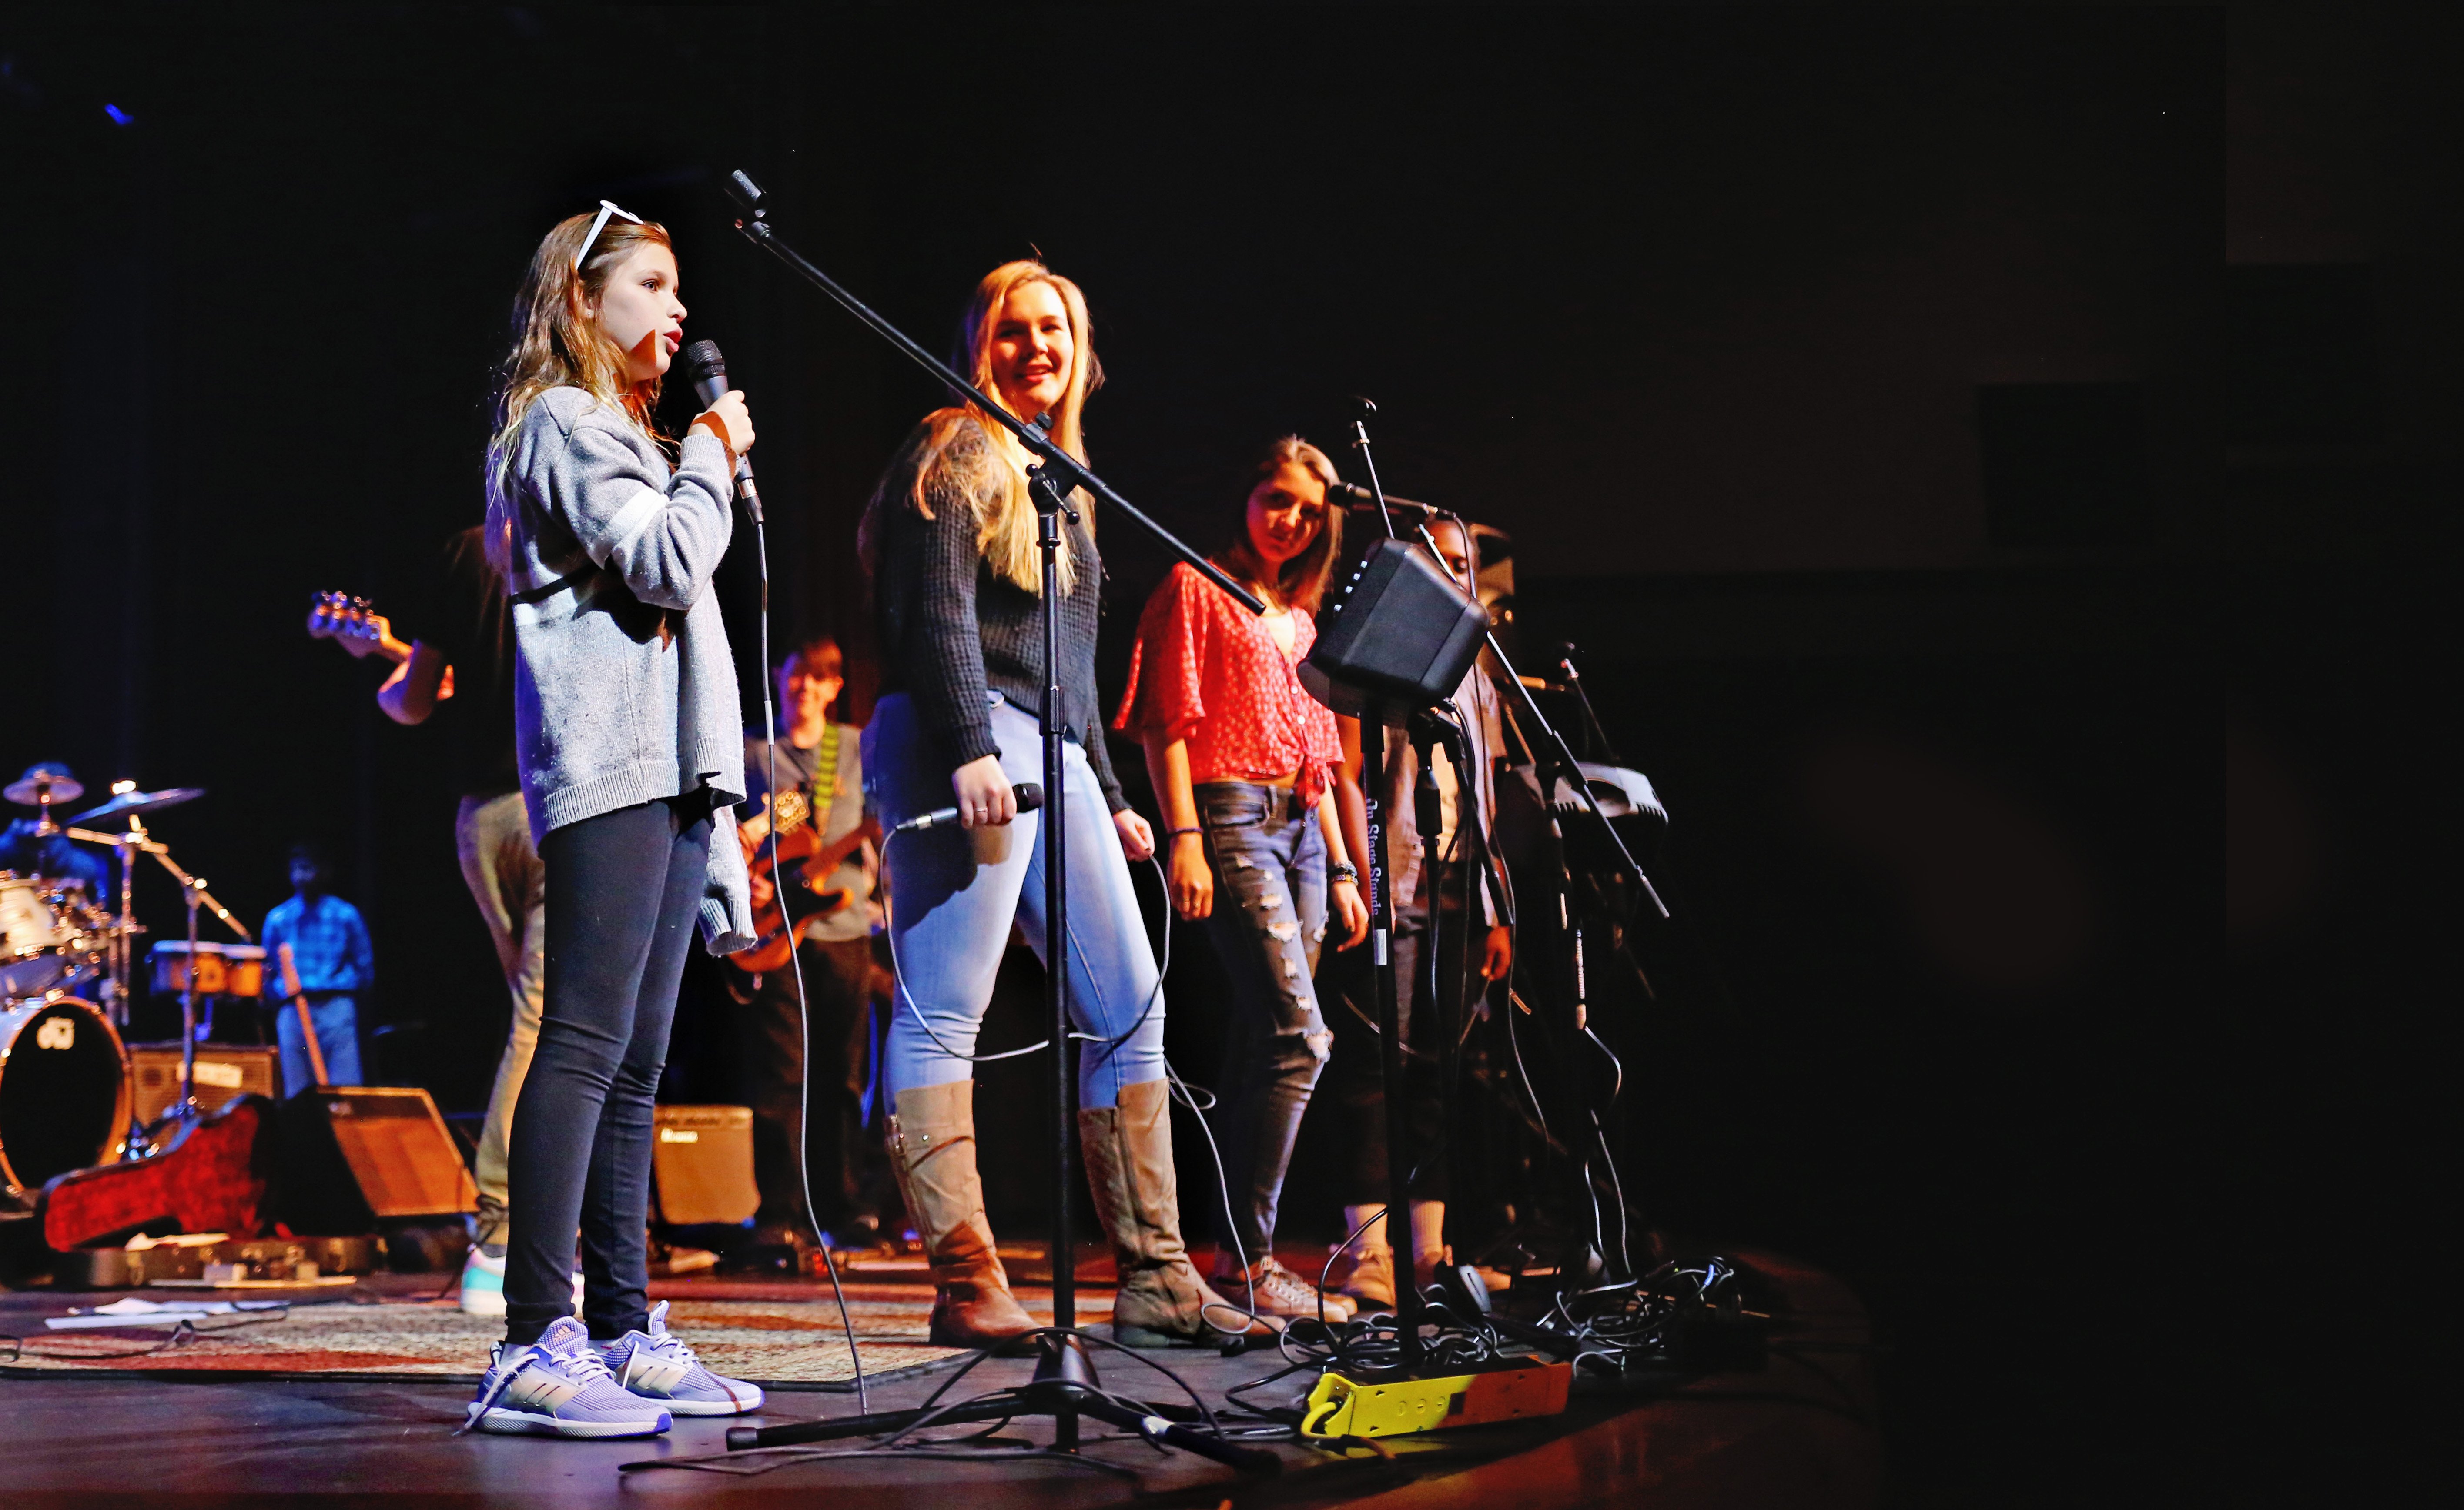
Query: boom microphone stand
716 171 1269 1467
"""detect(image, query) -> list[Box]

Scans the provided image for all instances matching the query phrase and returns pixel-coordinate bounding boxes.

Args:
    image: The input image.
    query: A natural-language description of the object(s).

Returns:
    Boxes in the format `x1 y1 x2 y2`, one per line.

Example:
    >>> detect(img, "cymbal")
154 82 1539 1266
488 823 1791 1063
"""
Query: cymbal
4 772 85 806
69 786 205 824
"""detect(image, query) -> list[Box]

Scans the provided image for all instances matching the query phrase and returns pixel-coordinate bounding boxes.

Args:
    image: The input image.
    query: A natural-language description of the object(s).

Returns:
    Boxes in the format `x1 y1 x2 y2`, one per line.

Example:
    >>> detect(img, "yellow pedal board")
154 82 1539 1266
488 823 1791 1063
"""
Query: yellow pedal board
1300 1356 1572 1440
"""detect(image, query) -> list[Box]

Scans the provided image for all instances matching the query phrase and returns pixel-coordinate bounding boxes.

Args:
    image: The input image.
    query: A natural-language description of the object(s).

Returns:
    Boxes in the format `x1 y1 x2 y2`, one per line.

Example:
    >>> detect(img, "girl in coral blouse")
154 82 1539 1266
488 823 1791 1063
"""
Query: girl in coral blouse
1116 436 1373 1323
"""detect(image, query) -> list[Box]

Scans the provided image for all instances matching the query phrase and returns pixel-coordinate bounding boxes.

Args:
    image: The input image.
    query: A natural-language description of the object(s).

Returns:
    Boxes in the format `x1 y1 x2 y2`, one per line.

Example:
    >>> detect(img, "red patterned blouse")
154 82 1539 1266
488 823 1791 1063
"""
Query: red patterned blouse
1115 562 1342 806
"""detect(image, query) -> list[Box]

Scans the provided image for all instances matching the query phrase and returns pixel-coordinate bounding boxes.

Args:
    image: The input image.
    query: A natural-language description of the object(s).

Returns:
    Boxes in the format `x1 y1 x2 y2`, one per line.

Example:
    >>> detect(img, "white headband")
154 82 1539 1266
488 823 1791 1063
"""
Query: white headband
575 199 643 269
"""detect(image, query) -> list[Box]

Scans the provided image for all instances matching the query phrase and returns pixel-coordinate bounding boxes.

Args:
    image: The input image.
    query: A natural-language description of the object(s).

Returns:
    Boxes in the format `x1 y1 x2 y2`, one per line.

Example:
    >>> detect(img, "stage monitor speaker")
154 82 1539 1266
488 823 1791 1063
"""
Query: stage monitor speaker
1302 535 1489 722
651 1104 759 1226
130 1043 282 1126
278 1086 476 1233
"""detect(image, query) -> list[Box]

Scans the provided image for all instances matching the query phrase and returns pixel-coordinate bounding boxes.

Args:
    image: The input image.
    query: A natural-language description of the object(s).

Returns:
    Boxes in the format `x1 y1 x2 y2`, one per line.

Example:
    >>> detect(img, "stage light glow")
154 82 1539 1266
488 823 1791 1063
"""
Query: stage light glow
103 103 133 126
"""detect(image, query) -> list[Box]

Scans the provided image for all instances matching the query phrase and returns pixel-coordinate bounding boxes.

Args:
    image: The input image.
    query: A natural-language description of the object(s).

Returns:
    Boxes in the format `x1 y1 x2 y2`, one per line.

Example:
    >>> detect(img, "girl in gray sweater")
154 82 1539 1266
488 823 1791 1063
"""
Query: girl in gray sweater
462 203 762 1440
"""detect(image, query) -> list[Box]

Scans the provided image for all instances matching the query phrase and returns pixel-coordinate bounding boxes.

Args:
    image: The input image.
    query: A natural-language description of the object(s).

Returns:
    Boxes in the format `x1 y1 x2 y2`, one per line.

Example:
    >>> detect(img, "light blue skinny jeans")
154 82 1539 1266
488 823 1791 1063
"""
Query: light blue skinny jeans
865 692 1166 1110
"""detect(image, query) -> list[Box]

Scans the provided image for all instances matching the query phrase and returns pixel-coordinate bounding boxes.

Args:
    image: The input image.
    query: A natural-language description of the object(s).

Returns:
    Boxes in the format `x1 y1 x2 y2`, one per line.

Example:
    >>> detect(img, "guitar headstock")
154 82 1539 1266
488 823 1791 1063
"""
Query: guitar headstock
306 591 388 651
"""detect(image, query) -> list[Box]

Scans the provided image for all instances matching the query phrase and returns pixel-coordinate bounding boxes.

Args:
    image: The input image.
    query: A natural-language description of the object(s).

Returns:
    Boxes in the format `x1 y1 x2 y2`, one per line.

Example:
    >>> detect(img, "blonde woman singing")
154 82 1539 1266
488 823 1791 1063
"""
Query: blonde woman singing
860 260 1269 1348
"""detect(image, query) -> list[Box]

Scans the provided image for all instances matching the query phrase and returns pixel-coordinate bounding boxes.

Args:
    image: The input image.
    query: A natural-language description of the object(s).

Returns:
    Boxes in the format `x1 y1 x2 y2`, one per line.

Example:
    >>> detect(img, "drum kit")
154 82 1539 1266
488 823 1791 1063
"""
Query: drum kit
1 767 261 1203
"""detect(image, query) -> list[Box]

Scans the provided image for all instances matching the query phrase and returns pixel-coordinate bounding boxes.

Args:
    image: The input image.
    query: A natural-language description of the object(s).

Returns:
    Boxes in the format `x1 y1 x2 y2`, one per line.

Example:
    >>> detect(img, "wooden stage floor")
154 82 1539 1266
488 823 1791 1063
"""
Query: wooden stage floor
0 1246 1879 1508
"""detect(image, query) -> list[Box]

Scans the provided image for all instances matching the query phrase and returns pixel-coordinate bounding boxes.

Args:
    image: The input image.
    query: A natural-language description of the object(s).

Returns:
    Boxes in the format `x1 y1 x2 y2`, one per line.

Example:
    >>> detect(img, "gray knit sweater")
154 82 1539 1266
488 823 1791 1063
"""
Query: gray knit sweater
870 416 1126 811
492 385 754 950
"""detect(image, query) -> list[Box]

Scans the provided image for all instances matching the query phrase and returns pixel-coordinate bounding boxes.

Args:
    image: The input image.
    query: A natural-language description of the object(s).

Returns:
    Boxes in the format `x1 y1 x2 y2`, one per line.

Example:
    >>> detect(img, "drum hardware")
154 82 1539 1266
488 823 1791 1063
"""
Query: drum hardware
4 768 84 838
53 784 244 1143
7 777 243 1180
67 784 204 827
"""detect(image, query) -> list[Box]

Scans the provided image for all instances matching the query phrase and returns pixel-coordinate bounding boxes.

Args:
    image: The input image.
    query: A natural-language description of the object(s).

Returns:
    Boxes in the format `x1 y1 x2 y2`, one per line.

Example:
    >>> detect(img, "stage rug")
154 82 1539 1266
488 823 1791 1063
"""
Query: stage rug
0 1293 957 1389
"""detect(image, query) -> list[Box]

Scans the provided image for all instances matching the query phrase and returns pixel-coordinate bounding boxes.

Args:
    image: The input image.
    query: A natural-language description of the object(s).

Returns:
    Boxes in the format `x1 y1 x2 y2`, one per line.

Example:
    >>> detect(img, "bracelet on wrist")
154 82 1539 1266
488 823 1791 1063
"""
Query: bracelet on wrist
1327 862 1360 884
1167 826 1203 841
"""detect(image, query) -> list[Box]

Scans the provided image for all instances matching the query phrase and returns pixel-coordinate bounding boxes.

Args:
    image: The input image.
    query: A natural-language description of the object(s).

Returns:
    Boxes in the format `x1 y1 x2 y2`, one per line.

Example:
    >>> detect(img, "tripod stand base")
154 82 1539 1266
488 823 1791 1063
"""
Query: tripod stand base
723 1328 1280 1475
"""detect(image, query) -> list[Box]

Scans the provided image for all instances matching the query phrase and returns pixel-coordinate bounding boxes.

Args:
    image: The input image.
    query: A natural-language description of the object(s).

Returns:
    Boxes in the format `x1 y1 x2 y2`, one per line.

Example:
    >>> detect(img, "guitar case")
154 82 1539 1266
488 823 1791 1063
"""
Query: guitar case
35 1093 280 1252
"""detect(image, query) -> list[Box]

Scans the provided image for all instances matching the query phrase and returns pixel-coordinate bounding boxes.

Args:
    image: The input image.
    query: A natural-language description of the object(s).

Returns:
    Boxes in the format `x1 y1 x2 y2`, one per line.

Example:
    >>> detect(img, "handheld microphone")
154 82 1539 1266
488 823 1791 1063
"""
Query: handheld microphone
892 782 1045 834
680 340 763 522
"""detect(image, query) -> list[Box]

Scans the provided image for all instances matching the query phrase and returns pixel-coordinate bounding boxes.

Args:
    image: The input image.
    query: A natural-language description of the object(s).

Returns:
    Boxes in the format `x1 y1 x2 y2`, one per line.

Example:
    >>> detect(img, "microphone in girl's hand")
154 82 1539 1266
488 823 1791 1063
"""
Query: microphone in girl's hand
680 339 762 519
892 783 1045 833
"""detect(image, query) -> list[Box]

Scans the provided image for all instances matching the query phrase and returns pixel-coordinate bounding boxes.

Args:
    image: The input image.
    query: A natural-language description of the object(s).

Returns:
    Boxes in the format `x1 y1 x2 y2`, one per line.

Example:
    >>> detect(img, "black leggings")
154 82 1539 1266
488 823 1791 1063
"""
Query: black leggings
504 796 711 1345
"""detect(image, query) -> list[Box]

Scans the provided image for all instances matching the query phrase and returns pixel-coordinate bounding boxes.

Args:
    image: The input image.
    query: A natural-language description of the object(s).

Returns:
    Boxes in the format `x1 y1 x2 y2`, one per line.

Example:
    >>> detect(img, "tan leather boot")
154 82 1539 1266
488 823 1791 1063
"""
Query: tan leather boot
1079 1079 1276 1347
885 1081 1037 1348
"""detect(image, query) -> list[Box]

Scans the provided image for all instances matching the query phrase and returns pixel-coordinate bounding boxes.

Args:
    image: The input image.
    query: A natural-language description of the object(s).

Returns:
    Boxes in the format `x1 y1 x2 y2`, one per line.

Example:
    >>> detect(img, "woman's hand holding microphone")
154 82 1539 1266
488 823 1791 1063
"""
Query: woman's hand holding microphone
950 755 1157 864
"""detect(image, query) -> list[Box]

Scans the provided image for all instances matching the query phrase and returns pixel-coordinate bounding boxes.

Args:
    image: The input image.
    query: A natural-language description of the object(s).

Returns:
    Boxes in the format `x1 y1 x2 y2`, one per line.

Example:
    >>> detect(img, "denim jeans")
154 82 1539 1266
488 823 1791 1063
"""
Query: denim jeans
274 993 362 1099
866 692 1165 1110
1197 780 1332 1258
503 796 710 1346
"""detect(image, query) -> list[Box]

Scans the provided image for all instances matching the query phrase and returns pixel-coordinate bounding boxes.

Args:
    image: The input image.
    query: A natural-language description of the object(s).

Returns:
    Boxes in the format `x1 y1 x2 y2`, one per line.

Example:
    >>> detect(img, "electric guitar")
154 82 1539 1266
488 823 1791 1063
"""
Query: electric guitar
305 590 452 697
732 788 878 975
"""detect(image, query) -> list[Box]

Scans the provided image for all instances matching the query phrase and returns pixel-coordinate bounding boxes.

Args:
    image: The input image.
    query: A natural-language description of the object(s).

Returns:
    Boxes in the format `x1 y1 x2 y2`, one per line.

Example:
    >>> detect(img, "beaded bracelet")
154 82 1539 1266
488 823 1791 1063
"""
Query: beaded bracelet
1327 862 1360 884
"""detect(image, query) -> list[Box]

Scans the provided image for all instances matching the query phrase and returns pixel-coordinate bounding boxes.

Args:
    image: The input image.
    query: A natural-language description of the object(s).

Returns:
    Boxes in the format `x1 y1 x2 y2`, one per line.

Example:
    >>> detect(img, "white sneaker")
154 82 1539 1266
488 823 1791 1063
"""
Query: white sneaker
462 1316 670 1439
459 1247 507 1317
597 1300 763 1416
459 1249 584 1318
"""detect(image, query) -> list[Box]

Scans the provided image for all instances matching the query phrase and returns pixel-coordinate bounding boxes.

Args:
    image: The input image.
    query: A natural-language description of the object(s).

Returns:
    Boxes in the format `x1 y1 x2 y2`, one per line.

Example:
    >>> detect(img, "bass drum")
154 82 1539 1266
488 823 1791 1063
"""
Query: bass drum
0 997 132 1199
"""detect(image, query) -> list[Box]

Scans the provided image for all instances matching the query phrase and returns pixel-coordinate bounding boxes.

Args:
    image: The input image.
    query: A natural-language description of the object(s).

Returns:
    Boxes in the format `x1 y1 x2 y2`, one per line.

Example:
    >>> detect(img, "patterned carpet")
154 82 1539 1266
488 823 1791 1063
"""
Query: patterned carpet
0 1285 980 1388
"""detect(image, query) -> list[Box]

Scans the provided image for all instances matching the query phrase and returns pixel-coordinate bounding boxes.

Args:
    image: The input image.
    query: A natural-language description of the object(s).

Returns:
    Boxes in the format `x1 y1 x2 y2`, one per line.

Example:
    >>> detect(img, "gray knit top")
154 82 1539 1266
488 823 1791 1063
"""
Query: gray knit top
870 416 1126 812
491 385 755 949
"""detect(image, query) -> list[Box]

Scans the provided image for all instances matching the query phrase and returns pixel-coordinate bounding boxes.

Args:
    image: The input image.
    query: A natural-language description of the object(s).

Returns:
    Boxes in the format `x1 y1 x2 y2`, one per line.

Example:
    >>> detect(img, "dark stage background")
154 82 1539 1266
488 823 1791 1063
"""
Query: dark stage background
2 6 2445 1503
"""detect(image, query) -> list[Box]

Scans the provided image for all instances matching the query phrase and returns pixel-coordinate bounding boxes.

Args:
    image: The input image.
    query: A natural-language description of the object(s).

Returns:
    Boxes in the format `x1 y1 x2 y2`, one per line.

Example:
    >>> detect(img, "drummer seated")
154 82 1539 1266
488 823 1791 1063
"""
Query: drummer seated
258 843 370 1097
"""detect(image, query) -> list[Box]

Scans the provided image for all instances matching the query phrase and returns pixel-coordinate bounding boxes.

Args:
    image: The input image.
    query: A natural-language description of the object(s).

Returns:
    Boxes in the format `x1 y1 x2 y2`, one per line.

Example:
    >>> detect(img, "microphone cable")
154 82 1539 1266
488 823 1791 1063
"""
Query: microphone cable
742 486 869 1415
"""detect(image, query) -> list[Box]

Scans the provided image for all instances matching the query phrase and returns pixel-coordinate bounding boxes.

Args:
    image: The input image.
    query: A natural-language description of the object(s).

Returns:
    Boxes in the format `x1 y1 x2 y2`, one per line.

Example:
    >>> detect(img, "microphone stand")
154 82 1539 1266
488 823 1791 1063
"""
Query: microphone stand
718 172 1269 1468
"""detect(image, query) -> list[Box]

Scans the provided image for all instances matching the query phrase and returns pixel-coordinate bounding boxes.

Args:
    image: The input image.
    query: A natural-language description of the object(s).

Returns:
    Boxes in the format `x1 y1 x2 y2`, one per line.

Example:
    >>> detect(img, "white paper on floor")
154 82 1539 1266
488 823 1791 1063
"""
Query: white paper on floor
46 1296 291 1330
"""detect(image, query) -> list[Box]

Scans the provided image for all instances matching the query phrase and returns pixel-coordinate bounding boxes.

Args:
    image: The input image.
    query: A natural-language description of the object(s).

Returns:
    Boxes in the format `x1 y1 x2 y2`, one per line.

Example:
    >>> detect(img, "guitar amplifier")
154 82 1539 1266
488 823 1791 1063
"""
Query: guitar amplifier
277 1086 476 1233
651 1105 760 1226
130 1043 282 1125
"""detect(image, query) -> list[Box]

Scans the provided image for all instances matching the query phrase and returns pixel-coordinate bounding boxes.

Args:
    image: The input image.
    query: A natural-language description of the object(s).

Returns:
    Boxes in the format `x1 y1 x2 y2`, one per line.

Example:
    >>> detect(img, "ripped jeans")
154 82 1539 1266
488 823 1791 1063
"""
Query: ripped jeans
1197 780 1332 1261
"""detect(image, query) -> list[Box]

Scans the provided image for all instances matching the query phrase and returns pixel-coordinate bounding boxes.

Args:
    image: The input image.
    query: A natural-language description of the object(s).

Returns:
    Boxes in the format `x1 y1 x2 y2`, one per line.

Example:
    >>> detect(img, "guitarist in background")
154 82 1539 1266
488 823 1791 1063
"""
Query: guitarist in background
365 526 553 1310
733 635 889 1265
321 528 715 1307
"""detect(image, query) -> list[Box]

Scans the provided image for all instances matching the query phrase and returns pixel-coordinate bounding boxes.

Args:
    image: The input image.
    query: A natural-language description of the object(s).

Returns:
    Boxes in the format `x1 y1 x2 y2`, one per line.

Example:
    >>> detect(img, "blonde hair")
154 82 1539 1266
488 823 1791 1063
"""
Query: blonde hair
863 261 1102 595
482 211 675 571
1229 436 1346 616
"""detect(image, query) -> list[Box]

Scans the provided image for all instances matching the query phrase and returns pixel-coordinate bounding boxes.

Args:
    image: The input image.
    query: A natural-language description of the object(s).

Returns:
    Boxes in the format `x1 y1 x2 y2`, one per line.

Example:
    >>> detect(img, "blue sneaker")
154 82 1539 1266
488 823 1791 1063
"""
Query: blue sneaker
597 1300 765 1416
461 1316 672 1438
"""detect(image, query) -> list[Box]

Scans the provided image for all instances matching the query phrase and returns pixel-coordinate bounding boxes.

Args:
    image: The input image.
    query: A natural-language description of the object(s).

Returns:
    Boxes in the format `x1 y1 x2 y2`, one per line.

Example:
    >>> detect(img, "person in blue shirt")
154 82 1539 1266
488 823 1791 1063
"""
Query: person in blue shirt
258 842 371 1096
